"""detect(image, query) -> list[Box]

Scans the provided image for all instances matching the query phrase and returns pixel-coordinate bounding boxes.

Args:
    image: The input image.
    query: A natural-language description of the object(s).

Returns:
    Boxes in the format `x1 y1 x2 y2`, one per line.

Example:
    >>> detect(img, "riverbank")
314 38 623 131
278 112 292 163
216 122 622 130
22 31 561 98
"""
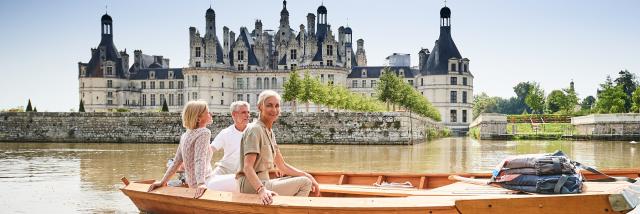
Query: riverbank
0 112 445 144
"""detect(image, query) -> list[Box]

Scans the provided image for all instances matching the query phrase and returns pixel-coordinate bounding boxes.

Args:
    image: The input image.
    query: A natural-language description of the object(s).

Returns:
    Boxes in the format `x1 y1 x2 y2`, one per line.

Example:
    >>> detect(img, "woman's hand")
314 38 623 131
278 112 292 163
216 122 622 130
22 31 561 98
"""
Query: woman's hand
147 181 165 192
194 184 207 199
259 188 278 205
304 173 320 196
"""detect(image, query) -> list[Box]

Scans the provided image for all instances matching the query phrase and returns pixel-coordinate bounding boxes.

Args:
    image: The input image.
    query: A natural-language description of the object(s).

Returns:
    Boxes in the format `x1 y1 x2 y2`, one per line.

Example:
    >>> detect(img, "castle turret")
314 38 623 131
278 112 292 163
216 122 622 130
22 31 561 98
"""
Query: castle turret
307 13 316 36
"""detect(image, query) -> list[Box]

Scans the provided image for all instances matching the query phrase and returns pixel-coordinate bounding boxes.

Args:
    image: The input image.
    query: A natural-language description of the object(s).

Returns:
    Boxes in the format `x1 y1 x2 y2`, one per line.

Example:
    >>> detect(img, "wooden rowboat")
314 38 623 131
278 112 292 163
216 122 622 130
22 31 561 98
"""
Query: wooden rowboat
121 169 639 214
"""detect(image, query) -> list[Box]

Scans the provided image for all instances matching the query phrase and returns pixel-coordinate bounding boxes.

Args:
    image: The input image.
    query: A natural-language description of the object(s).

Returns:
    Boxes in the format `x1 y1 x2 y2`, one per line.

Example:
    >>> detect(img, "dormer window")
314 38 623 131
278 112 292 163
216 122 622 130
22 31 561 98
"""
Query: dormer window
169 71 174 79
149 71 155 79
238 51 245 61
399 69 404 77
451 64 457 72
361 69 367 77
106 66 113 76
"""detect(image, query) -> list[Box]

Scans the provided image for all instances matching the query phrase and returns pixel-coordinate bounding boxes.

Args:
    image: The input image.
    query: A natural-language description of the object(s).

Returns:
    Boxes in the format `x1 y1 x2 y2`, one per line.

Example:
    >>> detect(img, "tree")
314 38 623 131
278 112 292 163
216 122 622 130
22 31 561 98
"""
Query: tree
299 72 320 112
631 87 640 113
594 76 627 113
161 99 169 112
562 82 579 114
25 99 33 112
525 82 545 114
614 70 638 112
33 107 38 112
472 93 498 119
79 100 86 112
580 96 596 111
546 90 566 113
513 82 534 113
282 70 302 112
376 68 402 111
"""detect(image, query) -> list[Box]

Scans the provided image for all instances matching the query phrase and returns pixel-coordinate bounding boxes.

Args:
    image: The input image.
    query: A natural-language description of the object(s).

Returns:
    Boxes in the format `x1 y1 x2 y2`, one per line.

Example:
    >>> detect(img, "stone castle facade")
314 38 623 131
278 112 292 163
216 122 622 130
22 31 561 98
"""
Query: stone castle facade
78 1 473 129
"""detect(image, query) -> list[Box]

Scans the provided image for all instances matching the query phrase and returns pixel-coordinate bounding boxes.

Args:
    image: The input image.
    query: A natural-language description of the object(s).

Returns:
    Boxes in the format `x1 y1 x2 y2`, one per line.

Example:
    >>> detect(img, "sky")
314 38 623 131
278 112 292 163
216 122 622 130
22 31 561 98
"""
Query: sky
0 0 638 112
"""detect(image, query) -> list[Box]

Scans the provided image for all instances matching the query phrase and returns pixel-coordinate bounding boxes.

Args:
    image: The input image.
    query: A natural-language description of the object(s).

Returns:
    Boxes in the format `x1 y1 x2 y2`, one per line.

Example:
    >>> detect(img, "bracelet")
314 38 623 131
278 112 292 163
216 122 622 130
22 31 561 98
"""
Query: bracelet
256 185 265 193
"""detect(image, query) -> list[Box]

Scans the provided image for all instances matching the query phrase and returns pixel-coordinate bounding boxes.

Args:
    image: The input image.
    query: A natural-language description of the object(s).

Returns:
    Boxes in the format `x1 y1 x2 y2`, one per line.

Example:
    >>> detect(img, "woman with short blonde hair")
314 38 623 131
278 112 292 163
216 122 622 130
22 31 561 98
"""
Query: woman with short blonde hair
236 90 319 205
149 100 214 199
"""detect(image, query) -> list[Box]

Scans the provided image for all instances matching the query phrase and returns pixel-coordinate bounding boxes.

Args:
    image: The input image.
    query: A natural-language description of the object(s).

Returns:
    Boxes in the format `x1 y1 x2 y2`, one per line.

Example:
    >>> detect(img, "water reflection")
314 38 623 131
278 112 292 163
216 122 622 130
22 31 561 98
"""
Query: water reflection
0 138 638 213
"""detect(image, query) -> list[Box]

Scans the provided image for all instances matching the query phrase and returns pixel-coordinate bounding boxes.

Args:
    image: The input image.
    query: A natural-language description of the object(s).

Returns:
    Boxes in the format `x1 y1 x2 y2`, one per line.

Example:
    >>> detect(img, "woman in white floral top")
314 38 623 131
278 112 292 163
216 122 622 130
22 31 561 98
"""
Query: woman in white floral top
148 100 213 198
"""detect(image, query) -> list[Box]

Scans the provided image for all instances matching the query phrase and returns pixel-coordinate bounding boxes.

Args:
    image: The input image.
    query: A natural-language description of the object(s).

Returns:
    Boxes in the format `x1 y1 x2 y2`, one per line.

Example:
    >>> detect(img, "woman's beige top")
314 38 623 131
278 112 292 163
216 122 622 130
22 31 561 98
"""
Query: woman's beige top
170 128 213 188
236 120 277 180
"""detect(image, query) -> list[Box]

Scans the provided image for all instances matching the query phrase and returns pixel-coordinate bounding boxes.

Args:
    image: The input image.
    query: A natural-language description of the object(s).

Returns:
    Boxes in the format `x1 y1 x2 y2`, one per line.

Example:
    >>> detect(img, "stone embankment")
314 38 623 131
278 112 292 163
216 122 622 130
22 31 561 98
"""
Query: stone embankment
0 112 444 145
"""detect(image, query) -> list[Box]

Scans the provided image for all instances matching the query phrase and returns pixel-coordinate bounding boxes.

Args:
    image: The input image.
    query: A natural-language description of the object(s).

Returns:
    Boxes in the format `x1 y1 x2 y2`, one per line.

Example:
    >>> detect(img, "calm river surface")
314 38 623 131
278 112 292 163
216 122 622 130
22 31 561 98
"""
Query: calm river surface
1 138 639 213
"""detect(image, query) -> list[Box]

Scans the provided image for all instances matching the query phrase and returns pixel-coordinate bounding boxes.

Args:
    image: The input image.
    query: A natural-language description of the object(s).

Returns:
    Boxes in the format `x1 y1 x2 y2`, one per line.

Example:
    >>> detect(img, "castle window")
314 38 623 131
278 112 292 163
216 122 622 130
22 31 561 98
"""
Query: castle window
463 91 468 103
327 45 333 56
192 92 198 100
450 91 457 103
362 80 366 88
195 62 201 67
238 64 244 70
169 81 174 89
321 74 325 83
352 80 358 88
178 94 184 105
290 64 297 70
272 77 277 88
220 99 224 105
362 69 367 77
290 49 297 60
178 81 184 89
141 81 146 89
237 94 243 101
284 66 288 70
408 79 414 86
462 110 468 123
236 78 245 90
264 78 270 89
160 81 165 89
107 100 113 105
464 64 468 72
169 71 174 79
257 77 262 89
142 94 147 106
328 74 335 85
160 94 165 105
150 81 155 89
451 64 457 72
450 110 457 123
107 92 113 98
327 60 333 66
195 47 201 57
151 94 156 106
238 51 245 61
246 94 251 103
421 78 424 86
399 69 404 76
82 82 85 88
450 77 457 85
150 71 155 79
168 94 174 106
106 66 113 76
370 80 377 88
107 80 113 88
463 77 468 86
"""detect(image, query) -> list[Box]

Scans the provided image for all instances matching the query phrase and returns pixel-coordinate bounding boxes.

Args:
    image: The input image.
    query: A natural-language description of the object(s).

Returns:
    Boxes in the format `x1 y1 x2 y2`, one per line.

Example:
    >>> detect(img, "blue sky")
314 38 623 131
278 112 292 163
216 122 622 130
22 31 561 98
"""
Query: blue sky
0 0 638 112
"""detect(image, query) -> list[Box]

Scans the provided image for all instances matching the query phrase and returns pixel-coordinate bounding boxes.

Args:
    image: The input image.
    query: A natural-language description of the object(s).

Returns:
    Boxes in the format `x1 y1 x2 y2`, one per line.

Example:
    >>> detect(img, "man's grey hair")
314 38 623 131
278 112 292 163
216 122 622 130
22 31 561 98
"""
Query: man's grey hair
229 101 250 113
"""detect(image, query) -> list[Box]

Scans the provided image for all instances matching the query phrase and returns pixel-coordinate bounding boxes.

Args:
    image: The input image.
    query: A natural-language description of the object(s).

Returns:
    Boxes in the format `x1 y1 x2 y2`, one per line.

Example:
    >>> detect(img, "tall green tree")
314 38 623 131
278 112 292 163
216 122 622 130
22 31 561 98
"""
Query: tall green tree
376 68 402 111
614 69 638 112
25 99 33 112
161 99 169 112
580 96 596 111
595 76 627 113
282 70 302 112
472 93 498 119
546 90 566 113
525 82 545 114
299 72 320 112
631 87 640 113
33 107 38 112
513 82 534 113
79 100 86 112
562 82 579 114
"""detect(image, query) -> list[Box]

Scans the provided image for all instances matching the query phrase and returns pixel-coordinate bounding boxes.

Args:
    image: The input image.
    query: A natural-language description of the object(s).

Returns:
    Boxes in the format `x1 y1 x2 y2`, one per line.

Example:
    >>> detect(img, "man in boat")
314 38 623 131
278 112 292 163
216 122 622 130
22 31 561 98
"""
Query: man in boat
210 101 250 176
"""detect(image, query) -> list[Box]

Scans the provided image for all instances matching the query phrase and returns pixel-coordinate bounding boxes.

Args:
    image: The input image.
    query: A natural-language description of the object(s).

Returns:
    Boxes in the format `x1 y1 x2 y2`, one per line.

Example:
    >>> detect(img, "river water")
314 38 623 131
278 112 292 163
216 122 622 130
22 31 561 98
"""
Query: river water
1 138 638 213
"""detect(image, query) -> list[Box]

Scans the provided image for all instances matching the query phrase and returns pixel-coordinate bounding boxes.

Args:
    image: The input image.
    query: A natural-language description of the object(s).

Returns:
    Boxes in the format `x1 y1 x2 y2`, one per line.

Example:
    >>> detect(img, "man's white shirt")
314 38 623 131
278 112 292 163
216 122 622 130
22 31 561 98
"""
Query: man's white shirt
210 124 244 174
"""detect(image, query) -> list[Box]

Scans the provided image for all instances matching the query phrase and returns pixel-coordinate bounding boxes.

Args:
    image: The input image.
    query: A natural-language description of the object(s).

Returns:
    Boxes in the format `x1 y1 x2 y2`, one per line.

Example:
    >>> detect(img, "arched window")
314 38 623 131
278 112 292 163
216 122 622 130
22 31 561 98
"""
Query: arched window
272 77 277 88
257 77 262 89
264 78 270 89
